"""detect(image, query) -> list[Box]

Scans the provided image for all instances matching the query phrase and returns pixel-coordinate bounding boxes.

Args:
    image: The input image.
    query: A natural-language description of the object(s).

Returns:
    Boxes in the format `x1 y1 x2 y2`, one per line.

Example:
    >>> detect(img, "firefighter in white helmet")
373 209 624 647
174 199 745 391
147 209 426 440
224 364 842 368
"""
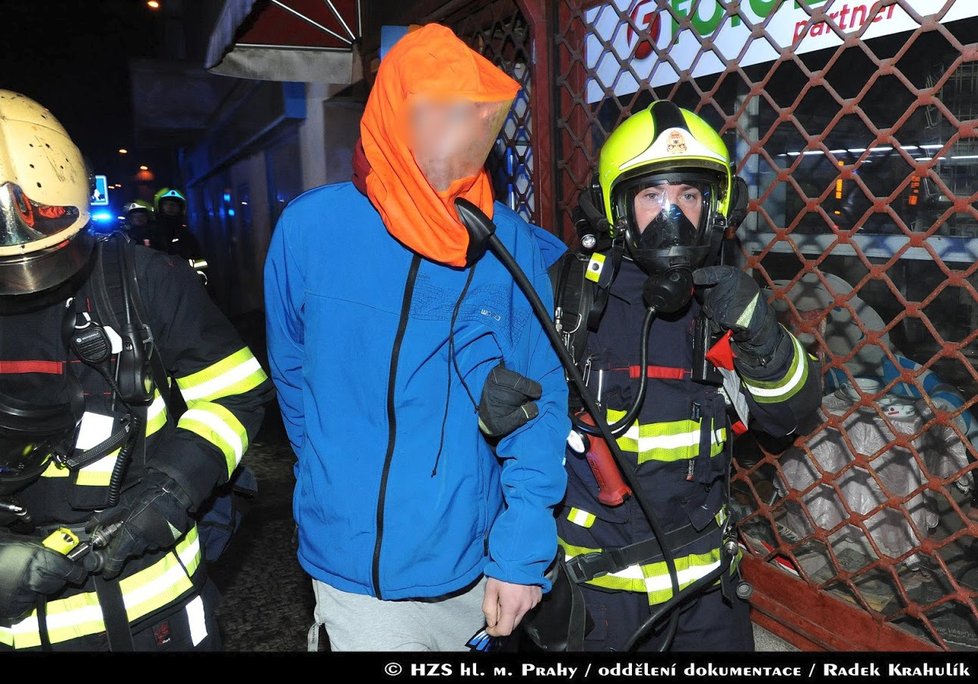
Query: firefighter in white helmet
122 200 154 247
0 91 272 651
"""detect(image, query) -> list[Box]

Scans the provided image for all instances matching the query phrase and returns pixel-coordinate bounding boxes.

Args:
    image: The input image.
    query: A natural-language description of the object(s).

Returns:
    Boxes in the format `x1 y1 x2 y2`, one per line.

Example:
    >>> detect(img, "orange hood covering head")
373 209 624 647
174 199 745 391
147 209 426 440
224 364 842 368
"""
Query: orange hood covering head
360 24 519 267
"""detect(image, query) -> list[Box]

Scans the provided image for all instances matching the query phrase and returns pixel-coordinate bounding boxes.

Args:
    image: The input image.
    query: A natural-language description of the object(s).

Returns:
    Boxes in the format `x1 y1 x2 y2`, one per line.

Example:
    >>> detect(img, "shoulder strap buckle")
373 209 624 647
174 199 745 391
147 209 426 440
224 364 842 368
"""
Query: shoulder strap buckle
565 551 614 584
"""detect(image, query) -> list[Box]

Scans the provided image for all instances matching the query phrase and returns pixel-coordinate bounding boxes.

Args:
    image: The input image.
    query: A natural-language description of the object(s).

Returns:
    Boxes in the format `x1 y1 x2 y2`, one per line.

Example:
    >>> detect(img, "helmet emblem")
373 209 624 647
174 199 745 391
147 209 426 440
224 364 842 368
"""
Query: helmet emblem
666 130 687 155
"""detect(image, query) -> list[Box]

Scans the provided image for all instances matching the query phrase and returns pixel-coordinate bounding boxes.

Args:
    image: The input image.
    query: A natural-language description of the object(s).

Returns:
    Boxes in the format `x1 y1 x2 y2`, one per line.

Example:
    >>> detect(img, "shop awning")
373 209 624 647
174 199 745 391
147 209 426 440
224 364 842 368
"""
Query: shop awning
206 0 362 83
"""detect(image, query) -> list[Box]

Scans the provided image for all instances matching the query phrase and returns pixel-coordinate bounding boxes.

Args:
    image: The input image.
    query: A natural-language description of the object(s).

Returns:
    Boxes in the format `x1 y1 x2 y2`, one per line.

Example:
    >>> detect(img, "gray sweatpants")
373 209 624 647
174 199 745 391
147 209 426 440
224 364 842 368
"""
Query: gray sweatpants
308 577 488 652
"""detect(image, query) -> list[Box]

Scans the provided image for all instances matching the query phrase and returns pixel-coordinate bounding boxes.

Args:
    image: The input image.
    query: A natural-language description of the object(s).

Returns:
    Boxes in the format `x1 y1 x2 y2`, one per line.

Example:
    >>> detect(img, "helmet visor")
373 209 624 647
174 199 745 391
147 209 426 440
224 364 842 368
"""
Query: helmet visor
410 97 513 193
625 178 713 247
0 181 82 249
614 170 723 262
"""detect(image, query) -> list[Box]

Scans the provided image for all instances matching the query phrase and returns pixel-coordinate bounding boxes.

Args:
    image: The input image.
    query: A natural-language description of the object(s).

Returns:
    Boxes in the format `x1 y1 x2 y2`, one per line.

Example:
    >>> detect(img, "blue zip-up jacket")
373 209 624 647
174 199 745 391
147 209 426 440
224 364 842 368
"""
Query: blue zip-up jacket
264 182 569 599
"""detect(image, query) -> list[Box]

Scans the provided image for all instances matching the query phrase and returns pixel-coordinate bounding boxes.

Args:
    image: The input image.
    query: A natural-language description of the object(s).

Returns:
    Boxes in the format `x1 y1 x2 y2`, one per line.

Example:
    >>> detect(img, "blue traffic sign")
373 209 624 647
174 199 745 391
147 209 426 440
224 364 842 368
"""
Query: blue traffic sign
92 175 109 206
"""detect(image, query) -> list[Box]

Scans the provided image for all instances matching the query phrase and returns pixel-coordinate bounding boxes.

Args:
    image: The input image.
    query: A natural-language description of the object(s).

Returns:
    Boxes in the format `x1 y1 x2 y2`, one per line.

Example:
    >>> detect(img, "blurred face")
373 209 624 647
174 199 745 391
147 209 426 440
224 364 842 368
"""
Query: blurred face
409 97 512 193
632 182 704 234
129 211 149 227
159 199 182 217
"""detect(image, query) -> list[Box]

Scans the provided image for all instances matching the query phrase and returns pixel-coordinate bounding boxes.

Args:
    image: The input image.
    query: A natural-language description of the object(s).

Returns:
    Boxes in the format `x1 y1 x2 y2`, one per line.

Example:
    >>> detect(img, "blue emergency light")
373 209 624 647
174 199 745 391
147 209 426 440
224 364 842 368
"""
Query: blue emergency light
91 210 115 223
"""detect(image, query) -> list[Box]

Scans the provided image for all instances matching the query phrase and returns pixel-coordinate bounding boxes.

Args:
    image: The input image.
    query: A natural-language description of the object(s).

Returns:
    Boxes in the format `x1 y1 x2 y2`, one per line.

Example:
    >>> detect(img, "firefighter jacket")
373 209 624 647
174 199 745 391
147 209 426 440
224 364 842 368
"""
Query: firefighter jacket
557 255 820 606
0 243 272 649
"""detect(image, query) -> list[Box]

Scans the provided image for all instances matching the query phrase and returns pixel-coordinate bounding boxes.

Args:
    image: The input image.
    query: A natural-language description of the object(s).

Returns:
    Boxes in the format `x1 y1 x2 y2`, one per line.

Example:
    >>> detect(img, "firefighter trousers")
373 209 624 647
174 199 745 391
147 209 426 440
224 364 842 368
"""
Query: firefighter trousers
580 583 754 652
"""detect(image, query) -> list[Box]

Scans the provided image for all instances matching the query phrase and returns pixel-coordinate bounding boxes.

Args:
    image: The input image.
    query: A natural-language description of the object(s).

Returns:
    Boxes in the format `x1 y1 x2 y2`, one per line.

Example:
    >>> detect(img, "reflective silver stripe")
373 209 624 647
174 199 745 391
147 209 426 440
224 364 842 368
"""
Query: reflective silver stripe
742 333 807 399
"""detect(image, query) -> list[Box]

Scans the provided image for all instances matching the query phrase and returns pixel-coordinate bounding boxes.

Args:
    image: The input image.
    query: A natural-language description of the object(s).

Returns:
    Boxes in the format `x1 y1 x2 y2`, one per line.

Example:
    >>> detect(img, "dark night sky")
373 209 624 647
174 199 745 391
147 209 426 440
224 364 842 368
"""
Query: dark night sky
0 0 161 178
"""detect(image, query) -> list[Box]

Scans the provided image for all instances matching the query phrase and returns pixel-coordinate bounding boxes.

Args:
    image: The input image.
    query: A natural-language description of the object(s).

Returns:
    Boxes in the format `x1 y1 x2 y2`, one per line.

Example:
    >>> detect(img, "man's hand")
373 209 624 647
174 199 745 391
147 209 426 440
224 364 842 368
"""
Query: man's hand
0 539 87 620
482 578 542 637
478 363 542 438
693 265 783 367
92 470 194 579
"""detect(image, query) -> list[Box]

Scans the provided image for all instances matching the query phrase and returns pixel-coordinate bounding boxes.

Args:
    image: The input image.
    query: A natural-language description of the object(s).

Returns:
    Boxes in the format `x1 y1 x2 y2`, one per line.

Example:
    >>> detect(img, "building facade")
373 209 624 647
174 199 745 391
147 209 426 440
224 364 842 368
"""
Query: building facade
142 0 978 650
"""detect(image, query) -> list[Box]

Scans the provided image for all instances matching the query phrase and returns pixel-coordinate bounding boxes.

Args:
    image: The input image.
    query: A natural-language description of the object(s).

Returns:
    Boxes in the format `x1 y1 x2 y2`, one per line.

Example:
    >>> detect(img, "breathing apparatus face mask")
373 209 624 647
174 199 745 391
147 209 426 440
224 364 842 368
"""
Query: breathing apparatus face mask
617 173 721 313
0 393 79 497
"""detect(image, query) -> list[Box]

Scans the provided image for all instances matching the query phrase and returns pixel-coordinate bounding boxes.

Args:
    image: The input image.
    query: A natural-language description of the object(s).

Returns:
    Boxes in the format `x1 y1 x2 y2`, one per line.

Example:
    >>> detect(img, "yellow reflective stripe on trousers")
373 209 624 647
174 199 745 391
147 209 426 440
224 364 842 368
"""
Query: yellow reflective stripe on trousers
178 404 248 475
741 332 808 404
0 526 202 650
567 507 596 528
176 347 267 404
606 409 726 464
558 538 741 606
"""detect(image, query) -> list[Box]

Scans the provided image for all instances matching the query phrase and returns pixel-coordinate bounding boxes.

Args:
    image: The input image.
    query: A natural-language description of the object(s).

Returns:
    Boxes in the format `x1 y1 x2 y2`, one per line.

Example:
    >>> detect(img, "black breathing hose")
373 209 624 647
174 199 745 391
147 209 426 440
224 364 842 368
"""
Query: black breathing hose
571 306 656 438
454 199 682 650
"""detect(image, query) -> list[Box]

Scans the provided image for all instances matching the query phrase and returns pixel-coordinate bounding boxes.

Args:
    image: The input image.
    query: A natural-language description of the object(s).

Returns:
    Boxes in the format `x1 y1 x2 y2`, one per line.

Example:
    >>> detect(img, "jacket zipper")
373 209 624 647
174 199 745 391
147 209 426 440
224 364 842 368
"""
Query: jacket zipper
372 254 422 599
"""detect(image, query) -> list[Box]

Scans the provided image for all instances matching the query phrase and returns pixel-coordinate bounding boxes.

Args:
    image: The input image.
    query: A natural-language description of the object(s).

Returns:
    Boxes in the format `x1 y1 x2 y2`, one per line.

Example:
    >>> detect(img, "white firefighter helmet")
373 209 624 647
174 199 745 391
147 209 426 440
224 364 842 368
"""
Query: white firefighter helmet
0 90 93 296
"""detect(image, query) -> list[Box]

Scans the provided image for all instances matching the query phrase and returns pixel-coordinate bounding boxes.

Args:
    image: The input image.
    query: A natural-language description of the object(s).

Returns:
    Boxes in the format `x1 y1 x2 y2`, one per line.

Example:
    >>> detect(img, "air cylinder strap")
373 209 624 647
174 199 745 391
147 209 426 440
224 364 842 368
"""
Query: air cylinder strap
93 576 134 651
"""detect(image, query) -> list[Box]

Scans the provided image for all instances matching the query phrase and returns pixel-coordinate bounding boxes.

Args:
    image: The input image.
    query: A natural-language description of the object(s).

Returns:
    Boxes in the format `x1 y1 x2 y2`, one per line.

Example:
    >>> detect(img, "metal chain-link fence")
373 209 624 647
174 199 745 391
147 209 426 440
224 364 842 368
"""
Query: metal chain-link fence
549 0 978 650
442 0 539 223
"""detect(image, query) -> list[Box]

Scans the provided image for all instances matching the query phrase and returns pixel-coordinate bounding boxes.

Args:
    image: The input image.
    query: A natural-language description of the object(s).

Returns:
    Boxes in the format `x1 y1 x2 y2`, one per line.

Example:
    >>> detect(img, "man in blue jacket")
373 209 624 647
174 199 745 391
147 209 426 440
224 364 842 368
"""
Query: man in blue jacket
264 24 569 651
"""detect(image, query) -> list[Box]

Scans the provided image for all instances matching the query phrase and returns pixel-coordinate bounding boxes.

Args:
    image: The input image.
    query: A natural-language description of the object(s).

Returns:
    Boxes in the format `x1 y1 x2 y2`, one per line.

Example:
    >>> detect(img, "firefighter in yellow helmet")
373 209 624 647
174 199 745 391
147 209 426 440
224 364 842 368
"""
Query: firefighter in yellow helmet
150 187 202 262
482 101 821 650
0 91 272 651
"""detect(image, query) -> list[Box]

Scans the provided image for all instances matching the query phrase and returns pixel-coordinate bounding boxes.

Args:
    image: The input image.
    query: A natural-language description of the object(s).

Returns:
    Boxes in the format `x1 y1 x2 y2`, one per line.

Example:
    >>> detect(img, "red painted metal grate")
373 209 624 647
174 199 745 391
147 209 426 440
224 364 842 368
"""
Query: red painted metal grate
549 0 978 651
443 0 540 224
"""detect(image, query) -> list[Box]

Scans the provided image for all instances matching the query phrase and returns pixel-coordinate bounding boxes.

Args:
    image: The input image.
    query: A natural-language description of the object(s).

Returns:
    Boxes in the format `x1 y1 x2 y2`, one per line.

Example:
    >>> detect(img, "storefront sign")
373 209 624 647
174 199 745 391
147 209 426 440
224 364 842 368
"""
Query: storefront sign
586 0 978 103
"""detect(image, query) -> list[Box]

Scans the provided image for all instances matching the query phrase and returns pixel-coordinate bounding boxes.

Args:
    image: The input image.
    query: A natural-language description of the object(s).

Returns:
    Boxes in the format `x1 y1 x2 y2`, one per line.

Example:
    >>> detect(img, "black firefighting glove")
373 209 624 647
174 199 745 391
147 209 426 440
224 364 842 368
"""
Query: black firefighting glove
0 537 87 620
693 265 789 370
478 363 542 438
92 470 194 580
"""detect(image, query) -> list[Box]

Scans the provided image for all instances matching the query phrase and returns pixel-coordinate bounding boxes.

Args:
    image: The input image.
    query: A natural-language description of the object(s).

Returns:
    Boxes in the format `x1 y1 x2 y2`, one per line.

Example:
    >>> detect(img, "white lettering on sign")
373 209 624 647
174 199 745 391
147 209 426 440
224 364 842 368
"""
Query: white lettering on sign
585 0 978 103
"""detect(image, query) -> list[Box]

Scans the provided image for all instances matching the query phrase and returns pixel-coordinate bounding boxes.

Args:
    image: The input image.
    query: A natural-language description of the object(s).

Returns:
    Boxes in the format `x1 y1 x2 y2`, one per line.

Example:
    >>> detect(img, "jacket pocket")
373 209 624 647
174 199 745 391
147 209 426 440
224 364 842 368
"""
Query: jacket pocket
680 481 725 532
562 450 633 527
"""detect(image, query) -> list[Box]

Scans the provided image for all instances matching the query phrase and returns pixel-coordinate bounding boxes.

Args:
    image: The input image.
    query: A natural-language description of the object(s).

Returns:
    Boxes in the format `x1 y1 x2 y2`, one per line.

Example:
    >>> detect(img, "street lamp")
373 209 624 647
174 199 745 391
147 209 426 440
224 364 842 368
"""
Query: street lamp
139 165 149 171
118 148 128 155
147 1 160 9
